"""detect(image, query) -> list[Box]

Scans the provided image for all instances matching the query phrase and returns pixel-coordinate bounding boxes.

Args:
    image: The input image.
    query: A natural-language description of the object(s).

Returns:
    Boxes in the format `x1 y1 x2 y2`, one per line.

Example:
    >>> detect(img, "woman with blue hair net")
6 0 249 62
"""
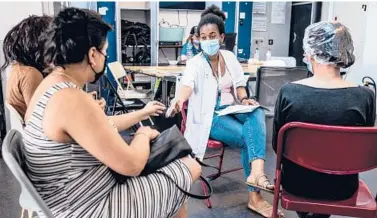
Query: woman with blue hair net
273 21 375 218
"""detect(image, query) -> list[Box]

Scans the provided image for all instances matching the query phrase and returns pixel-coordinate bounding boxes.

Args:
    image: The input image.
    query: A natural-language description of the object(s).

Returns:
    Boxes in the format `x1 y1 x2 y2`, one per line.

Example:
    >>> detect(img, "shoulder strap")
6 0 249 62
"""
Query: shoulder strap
155 154 217 200
156 171 213 200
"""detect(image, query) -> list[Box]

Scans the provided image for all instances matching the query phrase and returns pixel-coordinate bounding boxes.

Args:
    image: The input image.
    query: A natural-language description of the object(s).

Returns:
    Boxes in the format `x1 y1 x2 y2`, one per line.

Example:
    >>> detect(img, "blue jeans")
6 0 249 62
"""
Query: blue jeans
210 108 266 192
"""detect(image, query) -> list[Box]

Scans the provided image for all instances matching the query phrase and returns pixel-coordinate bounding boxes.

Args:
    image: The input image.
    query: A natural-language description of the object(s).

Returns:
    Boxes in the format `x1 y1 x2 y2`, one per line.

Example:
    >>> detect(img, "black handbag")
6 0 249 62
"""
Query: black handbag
110 125 213 199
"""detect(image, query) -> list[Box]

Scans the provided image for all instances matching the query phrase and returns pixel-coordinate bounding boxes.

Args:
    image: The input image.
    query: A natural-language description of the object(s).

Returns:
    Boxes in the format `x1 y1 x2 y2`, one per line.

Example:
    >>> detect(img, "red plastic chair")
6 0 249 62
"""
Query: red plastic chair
272 122 377 218
180 102 242 208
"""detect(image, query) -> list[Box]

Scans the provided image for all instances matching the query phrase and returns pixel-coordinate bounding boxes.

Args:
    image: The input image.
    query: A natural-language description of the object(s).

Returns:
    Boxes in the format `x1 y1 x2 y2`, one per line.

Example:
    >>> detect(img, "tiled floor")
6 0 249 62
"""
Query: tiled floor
1 143 376 218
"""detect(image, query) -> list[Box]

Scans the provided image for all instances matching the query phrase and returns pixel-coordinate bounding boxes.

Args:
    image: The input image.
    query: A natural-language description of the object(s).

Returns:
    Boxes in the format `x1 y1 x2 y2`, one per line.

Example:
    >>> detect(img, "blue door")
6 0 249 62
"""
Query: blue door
222 2 236 33
97 2 117 110
237 2 253 59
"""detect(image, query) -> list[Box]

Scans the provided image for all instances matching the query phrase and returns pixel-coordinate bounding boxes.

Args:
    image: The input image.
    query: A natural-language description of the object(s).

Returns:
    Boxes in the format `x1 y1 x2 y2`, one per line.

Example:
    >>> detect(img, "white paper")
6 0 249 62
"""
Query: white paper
271 2 286 24
253 2 267 14
98 7 108 16
216 105 270 116
240 12 246 19
252 16 267 32
122 100 135 105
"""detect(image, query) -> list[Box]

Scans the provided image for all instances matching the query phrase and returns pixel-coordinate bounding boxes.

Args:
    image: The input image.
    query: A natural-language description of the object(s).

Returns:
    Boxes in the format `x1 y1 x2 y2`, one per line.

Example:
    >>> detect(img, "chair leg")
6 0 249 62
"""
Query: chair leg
217 148 225 176
20 208 25 218
272 172 282 218
28 210 33 218
201 180 212 208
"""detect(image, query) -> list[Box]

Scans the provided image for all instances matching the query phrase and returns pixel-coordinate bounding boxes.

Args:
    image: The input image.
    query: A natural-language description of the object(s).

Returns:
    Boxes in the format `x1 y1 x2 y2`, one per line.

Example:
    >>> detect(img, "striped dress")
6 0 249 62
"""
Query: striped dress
23 82 192 218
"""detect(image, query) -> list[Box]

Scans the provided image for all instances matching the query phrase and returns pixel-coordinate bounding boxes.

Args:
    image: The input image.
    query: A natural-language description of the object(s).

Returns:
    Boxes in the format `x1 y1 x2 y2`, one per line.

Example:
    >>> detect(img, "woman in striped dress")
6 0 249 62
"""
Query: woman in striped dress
23 8 201 218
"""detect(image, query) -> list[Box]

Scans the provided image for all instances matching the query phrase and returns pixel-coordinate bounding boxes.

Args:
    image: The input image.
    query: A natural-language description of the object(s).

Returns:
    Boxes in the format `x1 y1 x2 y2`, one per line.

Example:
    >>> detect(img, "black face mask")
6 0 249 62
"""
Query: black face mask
90 50 108 84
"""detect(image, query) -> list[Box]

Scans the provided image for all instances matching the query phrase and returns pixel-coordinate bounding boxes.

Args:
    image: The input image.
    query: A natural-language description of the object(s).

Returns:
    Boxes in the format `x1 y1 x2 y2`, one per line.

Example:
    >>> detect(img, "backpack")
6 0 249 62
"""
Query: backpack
121 20 151 64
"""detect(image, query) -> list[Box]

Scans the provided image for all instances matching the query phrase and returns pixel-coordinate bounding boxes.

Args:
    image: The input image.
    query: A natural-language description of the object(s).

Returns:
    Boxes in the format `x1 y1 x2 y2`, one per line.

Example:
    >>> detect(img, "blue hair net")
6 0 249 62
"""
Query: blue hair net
303 21 355 68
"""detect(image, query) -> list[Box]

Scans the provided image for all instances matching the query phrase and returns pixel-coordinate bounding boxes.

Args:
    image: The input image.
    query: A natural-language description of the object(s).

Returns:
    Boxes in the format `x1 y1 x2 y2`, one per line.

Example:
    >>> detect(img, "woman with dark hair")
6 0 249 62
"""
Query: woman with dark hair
273 21 375 218
23 8 201 218
168 5 283 217
1 15 52 117
180 26 201 62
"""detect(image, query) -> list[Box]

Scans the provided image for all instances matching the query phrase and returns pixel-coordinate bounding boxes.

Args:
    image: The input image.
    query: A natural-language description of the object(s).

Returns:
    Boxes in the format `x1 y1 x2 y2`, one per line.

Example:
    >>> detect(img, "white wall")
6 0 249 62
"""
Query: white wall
360 2 377 83
251 2 292 60
322 2 369 84
158 2 222 61
321 1 377 109
0 2 44 39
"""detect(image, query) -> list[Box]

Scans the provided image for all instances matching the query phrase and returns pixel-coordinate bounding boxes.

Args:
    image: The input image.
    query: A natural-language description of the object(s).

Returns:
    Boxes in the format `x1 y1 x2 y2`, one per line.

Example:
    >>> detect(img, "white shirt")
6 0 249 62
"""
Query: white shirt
180 50 247 159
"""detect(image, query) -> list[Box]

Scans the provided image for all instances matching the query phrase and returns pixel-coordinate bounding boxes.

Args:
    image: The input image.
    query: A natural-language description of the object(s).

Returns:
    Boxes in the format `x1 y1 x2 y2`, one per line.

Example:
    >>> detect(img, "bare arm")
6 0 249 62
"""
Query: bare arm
44 89 153 176
236 86 248 101
176 85 193 102
236 86 259 105
108 110 146 132
108 101 165 132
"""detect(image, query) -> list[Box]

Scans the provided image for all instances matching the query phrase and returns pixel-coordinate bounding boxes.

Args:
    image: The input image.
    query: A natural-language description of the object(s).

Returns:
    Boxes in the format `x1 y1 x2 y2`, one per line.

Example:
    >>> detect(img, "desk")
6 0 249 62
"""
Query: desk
125 64 259 77
159 43 183 60
125 64 260 105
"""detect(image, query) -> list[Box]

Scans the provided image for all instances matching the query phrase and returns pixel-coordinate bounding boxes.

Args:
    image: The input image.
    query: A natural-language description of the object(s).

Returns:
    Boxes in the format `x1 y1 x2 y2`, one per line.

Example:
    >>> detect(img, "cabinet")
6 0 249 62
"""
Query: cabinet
118 2 153 66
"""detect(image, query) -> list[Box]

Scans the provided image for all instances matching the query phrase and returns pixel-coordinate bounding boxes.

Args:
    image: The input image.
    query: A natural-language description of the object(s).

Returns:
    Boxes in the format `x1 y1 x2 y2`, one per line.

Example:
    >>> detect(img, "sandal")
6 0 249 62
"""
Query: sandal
248 200 284 218
245 174 274 193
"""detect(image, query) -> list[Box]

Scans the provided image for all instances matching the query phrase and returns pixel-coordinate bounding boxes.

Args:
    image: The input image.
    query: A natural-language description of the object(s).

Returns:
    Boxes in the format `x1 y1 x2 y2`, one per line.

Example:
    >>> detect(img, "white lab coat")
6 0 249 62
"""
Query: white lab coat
180 50 247 159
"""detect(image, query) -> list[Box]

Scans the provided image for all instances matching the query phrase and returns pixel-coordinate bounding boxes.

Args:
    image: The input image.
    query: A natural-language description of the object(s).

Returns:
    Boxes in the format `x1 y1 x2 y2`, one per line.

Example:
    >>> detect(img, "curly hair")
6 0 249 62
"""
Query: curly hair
198 5 226 35
43 7 112 69
0 15 52 74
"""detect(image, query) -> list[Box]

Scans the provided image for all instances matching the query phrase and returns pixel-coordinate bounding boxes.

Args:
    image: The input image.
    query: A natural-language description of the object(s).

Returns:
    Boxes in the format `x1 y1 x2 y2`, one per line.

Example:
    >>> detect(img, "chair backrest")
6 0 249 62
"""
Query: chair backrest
107 61 132 91
255 66 308 108
5 102 24 133
108 61 127 80
270 56 297 67
223 33 237 52
2 130 54 217
277 122 377 175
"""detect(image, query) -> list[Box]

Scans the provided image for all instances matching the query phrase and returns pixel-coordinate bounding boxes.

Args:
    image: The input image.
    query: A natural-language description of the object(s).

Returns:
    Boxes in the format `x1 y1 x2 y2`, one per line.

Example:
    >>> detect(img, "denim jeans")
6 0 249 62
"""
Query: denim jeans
209 108 266 192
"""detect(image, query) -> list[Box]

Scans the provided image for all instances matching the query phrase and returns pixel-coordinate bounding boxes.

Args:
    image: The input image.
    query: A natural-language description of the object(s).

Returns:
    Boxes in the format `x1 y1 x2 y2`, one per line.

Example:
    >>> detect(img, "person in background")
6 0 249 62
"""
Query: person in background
168 5 283 218
1 15 106 118
180 26 201 63
1 15 52 118
273 21 375 218
23 8 200 218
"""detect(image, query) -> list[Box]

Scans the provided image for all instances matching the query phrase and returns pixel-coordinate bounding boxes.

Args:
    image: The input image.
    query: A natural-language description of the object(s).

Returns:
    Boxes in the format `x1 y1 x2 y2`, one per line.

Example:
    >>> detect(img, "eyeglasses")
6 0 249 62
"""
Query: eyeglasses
97 49 109 59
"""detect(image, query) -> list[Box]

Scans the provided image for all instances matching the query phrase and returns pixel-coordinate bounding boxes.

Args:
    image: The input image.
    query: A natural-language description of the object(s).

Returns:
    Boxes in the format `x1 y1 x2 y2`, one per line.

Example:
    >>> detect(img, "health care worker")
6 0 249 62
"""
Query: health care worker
167 5 284 218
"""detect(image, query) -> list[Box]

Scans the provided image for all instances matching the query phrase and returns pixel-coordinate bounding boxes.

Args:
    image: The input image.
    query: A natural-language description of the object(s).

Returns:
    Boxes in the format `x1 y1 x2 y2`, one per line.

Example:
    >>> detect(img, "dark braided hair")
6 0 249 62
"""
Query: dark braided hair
0 15 52 74
198 5 226 35
43 7 112 70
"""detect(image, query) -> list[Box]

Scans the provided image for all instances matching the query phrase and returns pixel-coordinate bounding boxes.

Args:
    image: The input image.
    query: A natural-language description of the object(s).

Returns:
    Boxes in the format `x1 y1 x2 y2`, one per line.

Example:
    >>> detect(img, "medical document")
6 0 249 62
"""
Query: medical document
216 105 270 116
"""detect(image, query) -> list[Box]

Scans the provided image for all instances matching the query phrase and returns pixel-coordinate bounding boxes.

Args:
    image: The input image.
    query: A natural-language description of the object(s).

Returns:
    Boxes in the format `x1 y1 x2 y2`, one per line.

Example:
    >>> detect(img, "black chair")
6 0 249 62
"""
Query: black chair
255 66 309 117
222 33 237 52
103 74 147 131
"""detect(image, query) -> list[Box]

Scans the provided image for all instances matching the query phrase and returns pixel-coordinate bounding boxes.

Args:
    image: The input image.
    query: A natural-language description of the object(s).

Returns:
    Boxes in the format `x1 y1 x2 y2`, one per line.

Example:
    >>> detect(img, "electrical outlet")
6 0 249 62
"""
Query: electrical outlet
268 39 273 45
254 39 264 46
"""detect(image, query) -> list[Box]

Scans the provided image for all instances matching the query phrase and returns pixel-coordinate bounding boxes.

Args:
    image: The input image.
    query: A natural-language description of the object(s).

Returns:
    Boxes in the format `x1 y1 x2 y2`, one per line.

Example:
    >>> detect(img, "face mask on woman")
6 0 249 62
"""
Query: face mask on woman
200 39 220 56
303 56 313 73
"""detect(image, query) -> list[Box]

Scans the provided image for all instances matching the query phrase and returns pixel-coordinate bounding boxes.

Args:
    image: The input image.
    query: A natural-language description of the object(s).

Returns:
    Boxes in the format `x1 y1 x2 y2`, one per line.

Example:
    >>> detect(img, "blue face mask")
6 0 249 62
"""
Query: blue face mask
303 56 313 72
200 39 220 56
306 62 313 72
